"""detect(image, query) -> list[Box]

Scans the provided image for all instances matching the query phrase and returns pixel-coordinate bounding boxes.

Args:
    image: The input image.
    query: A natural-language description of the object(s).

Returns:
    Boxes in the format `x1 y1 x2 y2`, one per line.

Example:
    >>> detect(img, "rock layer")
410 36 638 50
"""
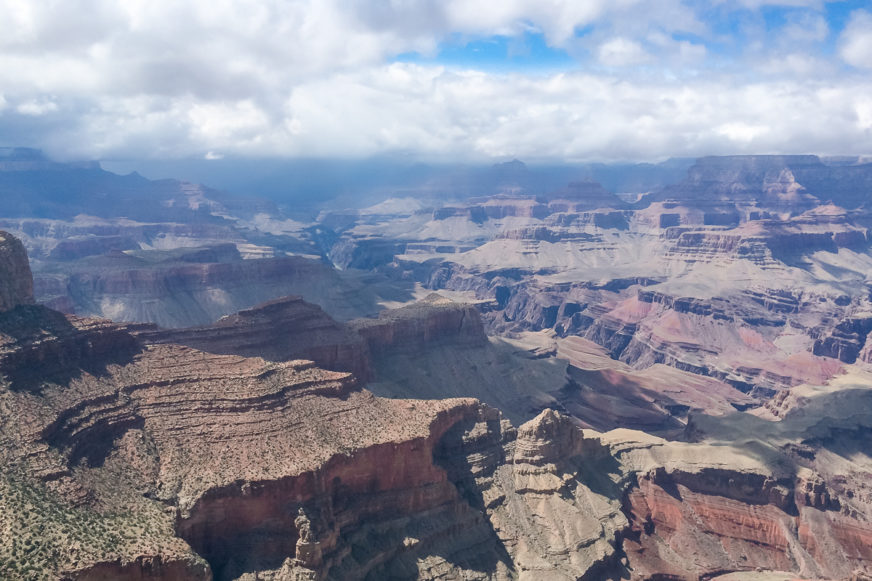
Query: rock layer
139 295 371 381
349 292 487 355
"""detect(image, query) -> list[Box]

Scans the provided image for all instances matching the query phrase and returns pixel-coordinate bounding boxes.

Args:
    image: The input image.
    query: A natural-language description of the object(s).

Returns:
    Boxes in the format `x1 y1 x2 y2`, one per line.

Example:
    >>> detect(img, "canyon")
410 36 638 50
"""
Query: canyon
2 150 872 579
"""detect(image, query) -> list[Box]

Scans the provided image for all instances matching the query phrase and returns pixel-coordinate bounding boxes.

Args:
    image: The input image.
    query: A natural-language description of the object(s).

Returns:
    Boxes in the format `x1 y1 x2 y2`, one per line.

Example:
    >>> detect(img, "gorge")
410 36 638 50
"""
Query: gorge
2 151 872 580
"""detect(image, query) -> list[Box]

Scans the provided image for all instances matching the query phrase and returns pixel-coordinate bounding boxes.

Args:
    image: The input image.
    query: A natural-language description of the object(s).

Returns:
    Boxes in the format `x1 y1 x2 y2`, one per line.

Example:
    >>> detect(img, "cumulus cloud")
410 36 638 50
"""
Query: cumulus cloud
5 63 867 162
0 0 868 161
839 10 872 69
284 67 870 160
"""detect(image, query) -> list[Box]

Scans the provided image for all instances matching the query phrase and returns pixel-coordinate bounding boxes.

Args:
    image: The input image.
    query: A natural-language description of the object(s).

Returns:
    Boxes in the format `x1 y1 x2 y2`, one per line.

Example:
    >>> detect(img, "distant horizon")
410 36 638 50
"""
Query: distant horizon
5 143 872 167
6 145 872 204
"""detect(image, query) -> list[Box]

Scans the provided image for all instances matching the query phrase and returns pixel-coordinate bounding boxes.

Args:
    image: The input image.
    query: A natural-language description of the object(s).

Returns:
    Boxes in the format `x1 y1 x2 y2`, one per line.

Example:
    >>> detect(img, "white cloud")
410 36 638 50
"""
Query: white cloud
728 0 823 8
782 11 828 43
443 0 611 46
839 10 872 69
597 37 650 66
10 64 868 162
856 98 872 131
757 52 830 76
716 122 769 143
0 0 868 161
15 99 59 116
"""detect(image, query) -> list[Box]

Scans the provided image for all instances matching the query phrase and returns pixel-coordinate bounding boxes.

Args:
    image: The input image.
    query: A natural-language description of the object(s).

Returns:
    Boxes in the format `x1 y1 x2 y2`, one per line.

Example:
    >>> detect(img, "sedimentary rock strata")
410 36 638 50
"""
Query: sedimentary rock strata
140 295 371 381
349 292 487 354
5 151 872 581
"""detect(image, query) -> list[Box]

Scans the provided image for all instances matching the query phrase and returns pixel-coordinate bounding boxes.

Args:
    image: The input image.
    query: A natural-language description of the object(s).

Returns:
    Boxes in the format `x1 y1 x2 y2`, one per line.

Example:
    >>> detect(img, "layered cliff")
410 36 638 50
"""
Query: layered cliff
349 292 487 354
0 243 493 579
139 295 371 381
4 294 872 580
34 254 408 327
2 232 625 580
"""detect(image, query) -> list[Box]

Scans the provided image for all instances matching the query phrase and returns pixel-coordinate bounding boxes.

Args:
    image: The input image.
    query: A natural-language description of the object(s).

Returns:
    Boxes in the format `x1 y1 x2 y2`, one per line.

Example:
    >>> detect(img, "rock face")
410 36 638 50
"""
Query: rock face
0 230 34 311
621 380 872 581
349 293 487 355
34 253 412 327
140 295 371 381
655 155 823 215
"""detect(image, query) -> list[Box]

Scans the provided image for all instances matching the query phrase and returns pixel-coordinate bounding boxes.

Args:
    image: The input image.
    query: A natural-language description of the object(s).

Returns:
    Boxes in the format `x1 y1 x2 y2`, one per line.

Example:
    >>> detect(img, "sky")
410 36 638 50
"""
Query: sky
1 0 871 163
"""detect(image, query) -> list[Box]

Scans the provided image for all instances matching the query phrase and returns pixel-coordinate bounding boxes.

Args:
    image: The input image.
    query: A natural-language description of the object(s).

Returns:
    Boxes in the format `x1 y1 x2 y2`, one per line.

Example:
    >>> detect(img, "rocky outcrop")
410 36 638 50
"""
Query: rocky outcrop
479 197 551 220
140 295 371 381
0 306 143 394
655 155 823 215
2 217 245 261
349 293 487 355
652 155 872 215
813 316 872 364
436 408 629 580
328 237 408 270
546 180 627 211
498 226 597 242
409 255 845 396
0 230 34 311
4 287 872 581
48 235 141 261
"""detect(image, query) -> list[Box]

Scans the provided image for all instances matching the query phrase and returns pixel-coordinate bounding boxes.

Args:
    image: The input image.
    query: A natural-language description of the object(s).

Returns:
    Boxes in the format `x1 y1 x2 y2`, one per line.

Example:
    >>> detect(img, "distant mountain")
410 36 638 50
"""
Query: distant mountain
103 155 696 209
652 154 872 212
0 149 277 222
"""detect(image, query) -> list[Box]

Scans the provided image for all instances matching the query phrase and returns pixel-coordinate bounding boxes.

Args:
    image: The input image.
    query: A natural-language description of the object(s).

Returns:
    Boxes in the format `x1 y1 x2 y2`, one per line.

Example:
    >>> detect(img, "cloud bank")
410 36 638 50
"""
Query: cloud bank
0 0 870 162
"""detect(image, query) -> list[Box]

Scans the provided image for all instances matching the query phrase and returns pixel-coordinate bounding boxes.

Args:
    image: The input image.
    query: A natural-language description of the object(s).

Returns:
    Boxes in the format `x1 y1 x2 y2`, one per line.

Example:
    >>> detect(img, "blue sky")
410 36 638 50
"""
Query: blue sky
0 0 871 162
396 32 577 73
399 1 868 74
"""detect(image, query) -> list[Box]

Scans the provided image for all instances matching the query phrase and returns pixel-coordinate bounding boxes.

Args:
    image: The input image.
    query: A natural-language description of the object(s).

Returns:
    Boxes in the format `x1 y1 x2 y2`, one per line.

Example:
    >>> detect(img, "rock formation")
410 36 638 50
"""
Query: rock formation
0 230 34 311
139 295 371 380
349 292 487 354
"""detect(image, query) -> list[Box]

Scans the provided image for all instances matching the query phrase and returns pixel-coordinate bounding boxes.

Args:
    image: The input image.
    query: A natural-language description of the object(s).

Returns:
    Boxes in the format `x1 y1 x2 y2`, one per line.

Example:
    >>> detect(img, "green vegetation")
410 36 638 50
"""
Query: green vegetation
0 467 187 579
